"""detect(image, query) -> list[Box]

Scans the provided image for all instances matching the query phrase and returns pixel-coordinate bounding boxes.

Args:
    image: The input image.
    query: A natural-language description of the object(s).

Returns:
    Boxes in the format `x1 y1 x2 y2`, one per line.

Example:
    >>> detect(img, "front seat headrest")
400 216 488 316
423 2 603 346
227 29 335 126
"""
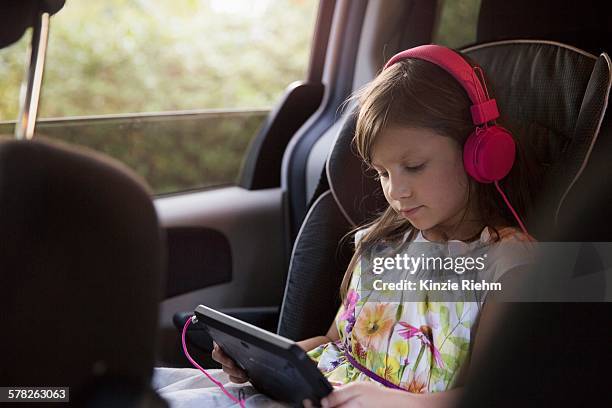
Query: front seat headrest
0 0 65 48
0 137 166 404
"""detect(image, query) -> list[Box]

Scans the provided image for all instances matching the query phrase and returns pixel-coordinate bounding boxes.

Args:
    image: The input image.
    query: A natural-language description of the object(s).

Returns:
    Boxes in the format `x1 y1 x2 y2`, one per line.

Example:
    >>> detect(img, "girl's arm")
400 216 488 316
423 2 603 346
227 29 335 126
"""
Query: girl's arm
297 317 341 352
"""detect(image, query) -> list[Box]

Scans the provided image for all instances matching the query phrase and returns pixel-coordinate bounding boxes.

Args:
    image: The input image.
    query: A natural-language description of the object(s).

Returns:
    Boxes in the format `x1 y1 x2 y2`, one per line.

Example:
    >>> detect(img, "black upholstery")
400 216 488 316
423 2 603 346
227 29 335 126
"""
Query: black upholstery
461 41 611 238
0 138 167 407
459 302 612 407
277 191 354 340
277 40 611 340
459 174 612 407
326 116 388 228
276 117 385 340
0 0 65 48
477 0 612 56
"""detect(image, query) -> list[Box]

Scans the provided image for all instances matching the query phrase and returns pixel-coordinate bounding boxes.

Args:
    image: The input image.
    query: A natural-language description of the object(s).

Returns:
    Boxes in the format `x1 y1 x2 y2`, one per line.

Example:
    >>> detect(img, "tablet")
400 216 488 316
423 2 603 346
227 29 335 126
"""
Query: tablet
193 305 333 406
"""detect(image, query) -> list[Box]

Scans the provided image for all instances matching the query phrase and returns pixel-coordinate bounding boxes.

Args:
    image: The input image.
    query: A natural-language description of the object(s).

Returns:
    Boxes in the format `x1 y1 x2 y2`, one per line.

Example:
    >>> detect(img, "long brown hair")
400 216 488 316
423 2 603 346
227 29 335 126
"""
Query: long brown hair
338 53 537 302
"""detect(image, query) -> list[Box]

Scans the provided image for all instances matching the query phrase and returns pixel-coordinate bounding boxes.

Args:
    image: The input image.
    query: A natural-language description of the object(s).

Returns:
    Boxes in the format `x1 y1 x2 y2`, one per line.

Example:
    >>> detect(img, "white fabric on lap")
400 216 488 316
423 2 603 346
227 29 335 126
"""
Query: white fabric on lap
152 367 291 408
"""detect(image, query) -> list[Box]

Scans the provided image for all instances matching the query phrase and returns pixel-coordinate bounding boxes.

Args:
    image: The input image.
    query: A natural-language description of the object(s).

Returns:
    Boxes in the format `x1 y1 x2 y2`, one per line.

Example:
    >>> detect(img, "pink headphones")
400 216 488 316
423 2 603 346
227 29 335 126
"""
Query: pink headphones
383 44 529 235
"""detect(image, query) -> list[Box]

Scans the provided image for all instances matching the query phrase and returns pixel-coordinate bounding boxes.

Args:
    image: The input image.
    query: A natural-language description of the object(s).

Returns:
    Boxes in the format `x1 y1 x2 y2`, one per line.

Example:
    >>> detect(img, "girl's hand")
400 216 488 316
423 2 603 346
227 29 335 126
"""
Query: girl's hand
211 341 249 384
305 382 410 408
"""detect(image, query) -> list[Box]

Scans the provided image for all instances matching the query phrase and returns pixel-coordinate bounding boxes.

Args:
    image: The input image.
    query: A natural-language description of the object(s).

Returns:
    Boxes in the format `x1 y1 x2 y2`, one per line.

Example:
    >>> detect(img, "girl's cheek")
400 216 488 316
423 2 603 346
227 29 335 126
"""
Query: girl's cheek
433 162 464 188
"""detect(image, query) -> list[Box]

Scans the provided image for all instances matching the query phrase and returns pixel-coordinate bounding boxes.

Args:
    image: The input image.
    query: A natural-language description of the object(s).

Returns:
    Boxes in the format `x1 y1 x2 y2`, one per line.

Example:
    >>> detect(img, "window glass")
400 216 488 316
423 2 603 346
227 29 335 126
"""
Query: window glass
0 36 28 121
0 0 318 194
433 0 482 49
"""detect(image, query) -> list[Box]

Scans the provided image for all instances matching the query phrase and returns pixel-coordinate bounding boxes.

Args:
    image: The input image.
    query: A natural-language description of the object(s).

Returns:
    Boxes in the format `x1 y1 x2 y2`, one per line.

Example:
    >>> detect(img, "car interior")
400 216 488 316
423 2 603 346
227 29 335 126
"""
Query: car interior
2 0 611 406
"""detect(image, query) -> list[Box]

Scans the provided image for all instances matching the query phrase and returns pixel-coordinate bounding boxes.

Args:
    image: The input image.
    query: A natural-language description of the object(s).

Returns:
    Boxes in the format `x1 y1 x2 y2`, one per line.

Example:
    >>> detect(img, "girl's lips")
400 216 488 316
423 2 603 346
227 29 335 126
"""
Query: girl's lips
400 206 423 216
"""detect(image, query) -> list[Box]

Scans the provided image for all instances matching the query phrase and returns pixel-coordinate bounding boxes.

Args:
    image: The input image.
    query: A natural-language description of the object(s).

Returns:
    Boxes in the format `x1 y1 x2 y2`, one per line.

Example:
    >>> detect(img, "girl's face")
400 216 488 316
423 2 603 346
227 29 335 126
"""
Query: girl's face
371 126 477 238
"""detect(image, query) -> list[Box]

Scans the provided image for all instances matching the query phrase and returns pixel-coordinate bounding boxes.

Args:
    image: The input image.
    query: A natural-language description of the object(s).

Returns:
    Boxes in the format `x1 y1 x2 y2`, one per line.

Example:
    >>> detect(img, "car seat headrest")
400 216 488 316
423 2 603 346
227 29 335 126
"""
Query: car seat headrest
0 0 65 48
324 40 610 236
0 137 165 401
326 113 387 227
463 41 611 235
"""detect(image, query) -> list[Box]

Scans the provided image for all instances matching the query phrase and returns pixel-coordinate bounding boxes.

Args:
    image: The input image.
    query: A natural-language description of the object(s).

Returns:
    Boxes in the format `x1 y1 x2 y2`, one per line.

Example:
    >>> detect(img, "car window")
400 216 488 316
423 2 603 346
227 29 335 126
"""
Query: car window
433 0 482 49
0 0 319 194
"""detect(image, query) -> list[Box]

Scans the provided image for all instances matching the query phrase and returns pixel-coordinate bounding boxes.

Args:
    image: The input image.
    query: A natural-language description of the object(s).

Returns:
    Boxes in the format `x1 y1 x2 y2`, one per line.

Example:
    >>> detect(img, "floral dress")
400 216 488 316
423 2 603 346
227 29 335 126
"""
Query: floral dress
307 226 533 393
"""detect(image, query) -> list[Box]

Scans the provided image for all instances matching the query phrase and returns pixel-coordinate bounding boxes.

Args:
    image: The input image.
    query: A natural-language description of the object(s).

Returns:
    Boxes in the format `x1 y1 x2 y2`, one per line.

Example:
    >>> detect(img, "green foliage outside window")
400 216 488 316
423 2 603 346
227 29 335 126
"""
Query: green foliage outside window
0 0 317 193
0 0 482 194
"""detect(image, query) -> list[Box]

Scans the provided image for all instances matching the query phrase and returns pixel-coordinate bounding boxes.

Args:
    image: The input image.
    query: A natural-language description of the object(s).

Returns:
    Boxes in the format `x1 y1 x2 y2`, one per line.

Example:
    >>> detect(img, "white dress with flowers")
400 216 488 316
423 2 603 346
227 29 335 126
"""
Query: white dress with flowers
306 226 533 393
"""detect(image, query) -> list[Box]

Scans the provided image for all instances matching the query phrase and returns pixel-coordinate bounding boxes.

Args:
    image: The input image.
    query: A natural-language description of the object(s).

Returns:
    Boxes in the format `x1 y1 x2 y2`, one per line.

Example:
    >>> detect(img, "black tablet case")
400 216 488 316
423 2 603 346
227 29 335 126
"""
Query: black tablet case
194 305 333 406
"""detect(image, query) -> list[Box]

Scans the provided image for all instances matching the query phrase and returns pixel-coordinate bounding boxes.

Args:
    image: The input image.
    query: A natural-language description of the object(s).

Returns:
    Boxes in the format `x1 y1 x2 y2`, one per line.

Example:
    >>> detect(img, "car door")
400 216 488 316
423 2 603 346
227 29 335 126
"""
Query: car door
0 0 332 366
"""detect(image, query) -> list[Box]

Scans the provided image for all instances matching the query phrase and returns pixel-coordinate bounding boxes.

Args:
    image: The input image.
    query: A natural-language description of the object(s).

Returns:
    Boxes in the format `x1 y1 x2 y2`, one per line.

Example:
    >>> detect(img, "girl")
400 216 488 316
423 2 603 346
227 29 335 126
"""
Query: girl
159 44 537 407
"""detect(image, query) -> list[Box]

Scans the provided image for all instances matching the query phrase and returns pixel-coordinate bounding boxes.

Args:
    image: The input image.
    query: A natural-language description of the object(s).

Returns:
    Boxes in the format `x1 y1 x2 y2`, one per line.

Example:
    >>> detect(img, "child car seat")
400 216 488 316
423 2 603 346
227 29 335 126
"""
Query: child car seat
277 39 611 340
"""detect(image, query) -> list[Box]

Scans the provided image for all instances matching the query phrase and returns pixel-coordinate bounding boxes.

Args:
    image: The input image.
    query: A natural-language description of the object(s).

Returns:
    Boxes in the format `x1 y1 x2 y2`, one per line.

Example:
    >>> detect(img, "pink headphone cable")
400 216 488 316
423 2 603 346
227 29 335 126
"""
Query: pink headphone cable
494 180 532 238
181 316 247 408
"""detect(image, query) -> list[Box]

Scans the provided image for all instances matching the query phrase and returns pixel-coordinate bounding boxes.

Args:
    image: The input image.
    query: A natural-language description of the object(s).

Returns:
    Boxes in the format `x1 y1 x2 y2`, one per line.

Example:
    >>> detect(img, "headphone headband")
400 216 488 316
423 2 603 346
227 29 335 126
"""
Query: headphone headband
381 45 528 235
383 44 499 125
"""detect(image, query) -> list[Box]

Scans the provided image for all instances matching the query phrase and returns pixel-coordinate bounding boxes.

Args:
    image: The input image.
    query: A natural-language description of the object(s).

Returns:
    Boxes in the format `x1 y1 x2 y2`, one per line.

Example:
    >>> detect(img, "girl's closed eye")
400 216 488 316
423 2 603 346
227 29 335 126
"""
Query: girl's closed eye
404 163 425 172
374 164 425 179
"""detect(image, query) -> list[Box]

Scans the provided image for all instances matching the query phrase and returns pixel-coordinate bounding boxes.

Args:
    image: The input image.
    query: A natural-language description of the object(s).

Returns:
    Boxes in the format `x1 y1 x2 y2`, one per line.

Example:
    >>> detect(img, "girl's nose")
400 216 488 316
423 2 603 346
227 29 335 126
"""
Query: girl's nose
388 176 413 200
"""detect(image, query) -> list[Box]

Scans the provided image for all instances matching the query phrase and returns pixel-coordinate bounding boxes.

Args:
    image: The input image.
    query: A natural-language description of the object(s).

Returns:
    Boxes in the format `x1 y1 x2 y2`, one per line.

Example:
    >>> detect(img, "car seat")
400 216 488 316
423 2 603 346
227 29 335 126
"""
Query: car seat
277 39 611 340
0 138 169 407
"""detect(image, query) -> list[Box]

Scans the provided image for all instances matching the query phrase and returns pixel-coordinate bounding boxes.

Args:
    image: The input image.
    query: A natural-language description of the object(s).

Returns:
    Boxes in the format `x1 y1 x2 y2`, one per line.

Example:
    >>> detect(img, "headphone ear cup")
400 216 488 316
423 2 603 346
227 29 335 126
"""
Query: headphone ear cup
463 126 516 183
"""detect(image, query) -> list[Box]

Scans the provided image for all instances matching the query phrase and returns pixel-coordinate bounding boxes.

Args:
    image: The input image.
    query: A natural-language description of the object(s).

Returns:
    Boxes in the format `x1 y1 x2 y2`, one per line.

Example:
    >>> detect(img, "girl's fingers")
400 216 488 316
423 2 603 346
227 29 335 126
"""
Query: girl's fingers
211 347 224 364
228 375 249 384
211 345 234 366
222 364 247 379
211 344 248 381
